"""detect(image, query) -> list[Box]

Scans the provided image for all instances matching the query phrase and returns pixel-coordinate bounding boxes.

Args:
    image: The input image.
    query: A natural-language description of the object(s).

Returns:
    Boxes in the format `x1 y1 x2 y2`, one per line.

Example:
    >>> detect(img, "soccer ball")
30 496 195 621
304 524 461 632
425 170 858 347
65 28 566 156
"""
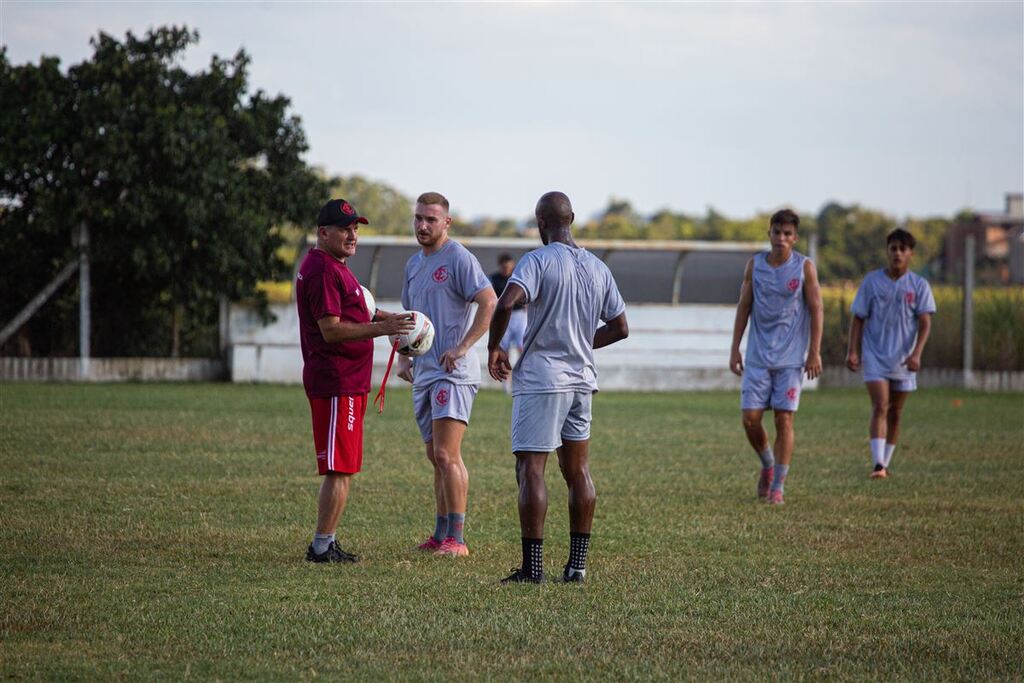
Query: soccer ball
361 285 376 320
390 311 434 357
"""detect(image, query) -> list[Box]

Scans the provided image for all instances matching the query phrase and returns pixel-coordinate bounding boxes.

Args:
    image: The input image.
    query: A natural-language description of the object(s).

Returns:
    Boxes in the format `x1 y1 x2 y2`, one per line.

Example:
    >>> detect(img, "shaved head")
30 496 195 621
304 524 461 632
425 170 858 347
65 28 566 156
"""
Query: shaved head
535 191 574 229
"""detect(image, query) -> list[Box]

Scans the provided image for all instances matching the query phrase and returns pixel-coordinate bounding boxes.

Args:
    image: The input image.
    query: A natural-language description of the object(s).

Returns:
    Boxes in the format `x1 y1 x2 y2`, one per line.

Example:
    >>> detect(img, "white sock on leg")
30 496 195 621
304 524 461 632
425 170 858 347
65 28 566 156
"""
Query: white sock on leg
870 438 886 467
883 443 895 468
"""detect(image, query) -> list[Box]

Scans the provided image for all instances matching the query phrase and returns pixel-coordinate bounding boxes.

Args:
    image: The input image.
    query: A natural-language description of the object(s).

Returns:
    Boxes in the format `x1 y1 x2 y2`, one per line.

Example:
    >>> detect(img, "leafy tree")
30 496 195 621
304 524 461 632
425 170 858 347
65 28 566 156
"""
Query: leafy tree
815 202 899 282
326 173 412 236
581 198 644 238
903 216 949 279
0 27 325 357
469 217 521 237
714 212 773 243
647 209 697 240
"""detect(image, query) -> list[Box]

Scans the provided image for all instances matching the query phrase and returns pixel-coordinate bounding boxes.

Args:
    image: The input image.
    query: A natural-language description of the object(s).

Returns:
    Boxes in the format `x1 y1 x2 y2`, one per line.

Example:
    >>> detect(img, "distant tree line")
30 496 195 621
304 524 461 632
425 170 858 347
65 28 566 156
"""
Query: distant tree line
335 179 961 284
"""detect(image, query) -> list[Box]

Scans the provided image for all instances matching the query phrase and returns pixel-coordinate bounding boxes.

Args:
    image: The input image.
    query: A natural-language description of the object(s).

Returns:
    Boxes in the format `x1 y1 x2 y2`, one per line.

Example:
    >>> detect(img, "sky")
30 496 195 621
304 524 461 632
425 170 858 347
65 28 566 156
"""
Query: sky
3 1 1022 223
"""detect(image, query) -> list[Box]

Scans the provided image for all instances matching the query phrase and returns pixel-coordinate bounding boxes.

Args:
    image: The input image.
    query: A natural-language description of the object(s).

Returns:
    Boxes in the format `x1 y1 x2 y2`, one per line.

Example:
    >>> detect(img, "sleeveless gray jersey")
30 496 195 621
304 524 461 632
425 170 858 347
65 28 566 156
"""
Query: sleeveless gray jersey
745 250 810 369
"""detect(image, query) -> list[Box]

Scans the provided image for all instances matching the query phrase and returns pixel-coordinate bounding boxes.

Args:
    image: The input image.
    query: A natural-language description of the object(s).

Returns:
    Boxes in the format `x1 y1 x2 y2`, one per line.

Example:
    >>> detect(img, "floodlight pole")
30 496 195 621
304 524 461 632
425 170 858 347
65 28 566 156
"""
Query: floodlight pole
78 221 91 380
962 234 975 390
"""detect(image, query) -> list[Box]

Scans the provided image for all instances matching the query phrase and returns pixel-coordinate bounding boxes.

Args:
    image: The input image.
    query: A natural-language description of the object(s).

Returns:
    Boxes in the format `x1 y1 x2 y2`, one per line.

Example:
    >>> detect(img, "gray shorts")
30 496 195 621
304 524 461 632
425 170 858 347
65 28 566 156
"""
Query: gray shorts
511 391 592 453
863 374 917 392
741 365 803 412
412 381 478 443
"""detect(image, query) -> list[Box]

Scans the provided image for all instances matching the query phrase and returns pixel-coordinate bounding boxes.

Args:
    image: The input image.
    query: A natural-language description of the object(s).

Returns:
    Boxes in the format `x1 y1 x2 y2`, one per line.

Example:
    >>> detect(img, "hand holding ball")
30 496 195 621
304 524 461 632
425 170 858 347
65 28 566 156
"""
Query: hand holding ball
360 286 376 320
390 311 434 357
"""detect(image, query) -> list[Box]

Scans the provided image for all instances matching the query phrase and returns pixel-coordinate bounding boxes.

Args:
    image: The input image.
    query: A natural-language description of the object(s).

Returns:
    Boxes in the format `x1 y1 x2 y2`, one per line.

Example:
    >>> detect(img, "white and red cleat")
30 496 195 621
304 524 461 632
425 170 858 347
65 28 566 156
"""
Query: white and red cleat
416 537 443 552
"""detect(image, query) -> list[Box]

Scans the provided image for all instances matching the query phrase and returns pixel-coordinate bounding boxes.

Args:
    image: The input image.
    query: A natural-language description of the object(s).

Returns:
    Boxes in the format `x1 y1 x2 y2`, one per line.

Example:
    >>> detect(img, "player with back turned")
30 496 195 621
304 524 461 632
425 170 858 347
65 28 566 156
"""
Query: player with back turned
488 191 629 584
729 208 823 506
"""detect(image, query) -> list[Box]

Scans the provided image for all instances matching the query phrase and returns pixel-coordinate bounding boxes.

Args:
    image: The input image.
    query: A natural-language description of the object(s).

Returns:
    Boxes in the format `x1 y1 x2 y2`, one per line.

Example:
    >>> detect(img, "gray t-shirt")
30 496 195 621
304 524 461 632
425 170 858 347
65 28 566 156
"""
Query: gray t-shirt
508 242 626 395
851 269 936 380
745 250 811 370
401 239 491 387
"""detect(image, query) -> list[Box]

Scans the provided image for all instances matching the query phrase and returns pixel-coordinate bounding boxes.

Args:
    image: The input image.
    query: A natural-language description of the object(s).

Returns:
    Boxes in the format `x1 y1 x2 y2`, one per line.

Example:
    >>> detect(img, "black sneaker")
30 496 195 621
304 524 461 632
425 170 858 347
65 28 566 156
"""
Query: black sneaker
500 567 543 584
561 564 586 583
305 541 360 563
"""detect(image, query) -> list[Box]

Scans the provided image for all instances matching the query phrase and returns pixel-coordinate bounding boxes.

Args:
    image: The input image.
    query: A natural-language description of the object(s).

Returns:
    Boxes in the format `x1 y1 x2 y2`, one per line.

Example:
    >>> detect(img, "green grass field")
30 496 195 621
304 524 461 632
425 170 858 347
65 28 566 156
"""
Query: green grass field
1 384 1022 680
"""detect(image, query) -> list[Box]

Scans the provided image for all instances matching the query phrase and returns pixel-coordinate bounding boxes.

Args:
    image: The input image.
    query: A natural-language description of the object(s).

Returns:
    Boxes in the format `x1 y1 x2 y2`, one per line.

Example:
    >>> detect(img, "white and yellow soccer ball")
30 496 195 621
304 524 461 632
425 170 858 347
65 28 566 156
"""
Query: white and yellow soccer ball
389 311 435 357
360 286 376 320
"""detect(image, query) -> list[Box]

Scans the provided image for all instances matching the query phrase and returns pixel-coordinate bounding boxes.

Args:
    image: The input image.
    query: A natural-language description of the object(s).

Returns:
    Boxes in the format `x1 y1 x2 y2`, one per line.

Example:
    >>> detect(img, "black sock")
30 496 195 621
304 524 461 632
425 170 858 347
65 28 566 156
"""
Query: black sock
569 532 590 572
521 537 544 579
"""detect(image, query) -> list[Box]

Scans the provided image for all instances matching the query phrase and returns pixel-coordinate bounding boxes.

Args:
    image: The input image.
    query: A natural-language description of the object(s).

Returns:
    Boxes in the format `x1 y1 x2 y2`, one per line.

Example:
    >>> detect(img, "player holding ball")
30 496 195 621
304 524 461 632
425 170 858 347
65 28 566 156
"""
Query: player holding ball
397 192 496 558
297 198 414 563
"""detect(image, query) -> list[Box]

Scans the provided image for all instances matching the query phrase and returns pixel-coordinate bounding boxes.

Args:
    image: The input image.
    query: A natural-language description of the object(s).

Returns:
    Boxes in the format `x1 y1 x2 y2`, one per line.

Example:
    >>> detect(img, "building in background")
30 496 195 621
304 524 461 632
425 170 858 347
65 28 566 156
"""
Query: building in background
947 192 1024 285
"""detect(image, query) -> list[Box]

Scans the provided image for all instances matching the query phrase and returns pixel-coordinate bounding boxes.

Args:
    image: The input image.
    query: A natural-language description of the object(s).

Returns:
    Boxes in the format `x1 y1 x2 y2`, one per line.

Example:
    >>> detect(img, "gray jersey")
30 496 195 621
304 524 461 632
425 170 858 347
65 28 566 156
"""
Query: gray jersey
508 242 626 395
851 269 936 380
402 239 491 387
745 250 811 370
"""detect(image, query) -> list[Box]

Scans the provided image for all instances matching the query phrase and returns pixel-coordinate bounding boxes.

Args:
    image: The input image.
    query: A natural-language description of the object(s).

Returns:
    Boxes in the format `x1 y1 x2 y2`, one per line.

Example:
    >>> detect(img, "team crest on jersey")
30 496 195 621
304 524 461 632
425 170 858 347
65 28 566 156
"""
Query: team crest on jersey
787 278 800 292
433 266 449 283
786 387 799 401
341 201 355 215
905 291 915 306
435 388 450 406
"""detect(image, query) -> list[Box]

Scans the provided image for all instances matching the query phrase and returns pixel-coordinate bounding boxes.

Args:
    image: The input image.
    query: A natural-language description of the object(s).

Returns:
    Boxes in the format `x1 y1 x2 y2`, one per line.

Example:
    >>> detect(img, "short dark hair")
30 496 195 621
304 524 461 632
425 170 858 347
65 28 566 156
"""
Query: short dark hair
887 228 916 249
498 253 514 265
416 192 449 212
770 208 800 230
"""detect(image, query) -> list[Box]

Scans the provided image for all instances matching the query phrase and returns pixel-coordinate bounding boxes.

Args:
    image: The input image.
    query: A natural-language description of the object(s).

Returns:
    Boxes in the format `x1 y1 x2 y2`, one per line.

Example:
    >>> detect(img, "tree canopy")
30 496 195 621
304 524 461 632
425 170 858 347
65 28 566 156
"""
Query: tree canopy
0 27 325 356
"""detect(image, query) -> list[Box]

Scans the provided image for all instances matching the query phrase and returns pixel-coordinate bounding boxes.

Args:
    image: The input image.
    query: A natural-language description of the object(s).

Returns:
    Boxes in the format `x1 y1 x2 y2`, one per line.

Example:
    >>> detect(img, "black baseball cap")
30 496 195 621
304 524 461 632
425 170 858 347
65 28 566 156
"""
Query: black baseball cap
317 198 369 228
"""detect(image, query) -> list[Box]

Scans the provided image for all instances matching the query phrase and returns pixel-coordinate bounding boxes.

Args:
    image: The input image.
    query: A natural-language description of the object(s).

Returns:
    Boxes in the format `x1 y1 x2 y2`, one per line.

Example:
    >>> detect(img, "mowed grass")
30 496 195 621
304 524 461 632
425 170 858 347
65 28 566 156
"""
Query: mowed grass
1 383 1022 681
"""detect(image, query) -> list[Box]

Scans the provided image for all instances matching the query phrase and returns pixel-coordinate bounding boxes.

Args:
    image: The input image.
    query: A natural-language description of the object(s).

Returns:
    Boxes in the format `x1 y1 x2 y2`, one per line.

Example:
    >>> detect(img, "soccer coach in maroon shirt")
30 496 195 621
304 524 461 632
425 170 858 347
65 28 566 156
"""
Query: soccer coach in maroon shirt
297 198 413 563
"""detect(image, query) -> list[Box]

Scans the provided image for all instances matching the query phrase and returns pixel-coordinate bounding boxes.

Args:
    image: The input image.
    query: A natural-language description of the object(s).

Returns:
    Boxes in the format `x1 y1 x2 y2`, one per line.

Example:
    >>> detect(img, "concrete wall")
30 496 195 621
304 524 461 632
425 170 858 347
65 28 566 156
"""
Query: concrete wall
227 301 820 392
0 357 225 382
4 301 1020 391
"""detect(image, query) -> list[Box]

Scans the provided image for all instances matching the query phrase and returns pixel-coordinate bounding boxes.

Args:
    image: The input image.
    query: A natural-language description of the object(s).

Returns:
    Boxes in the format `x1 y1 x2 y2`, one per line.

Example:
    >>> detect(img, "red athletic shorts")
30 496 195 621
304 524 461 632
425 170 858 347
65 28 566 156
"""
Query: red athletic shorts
308 394 366 475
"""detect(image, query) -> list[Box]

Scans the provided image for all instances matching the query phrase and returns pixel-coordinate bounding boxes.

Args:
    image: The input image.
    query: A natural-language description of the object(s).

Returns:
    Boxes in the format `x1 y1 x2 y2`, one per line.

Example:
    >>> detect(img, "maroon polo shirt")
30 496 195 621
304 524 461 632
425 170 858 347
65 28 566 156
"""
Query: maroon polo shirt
296 248 373 398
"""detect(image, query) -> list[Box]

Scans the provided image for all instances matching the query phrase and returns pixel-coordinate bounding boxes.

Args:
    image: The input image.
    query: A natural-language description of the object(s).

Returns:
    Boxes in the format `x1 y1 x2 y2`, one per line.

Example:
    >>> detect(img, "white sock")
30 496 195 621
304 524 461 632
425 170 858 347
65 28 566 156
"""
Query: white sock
870 438 886 467
883 443 896 468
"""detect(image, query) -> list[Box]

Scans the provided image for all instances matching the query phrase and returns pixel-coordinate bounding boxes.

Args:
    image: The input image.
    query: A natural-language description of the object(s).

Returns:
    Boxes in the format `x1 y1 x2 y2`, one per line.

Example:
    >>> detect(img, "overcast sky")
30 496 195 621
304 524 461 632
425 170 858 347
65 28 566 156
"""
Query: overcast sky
3 1 1022 222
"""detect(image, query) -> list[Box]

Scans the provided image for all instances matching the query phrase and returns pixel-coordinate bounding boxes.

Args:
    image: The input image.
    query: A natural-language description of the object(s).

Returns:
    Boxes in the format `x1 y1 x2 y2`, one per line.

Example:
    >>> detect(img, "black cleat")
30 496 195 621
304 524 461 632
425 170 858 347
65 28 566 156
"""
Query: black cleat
500 567 544 584
560 564 586 583
305 541 360 563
